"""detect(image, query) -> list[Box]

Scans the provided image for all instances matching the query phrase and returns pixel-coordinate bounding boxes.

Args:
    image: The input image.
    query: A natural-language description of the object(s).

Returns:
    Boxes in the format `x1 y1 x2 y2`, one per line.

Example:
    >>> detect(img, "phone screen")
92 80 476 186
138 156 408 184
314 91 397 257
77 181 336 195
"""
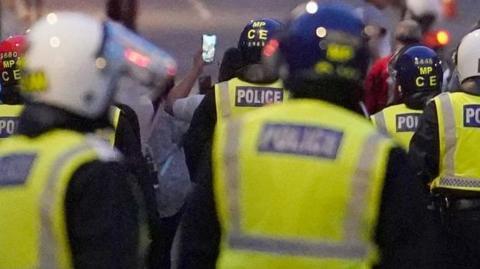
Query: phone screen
202 34 216 63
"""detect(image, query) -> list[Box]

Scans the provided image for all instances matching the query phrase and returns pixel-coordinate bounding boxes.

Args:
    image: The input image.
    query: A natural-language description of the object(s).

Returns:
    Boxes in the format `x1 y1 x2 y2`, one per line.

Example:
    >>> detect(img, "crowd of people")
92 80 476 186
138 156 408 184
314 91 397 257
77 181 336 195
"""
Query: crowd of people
2 0 480 268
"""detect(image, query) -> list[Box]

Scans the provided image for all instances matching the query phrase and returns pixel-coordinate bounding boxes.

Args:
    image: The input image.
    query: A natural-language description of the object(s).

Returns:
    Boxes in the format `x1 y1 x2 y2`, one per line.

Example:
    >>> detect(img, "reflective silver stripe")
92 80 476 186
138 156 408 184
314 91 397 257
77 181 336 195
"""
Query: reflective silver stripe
344 133 383 244
223 119 384 259
219 81 232 118
373 112 388 135
39 143 94 269
224 119 242 232
228 234 366 259
439 176 480 189
439 94 456 175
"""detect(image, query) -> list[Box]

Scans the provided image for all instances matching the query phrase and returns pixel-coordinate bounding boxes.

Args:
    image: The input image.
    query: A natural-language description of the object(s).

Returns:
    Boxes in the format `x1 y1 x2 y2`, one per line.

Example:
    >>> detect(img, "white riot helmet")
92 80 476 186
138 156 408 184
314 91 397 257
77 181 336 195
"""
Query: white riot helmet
457 29 480 83
405 0 442 32
21 12 176 119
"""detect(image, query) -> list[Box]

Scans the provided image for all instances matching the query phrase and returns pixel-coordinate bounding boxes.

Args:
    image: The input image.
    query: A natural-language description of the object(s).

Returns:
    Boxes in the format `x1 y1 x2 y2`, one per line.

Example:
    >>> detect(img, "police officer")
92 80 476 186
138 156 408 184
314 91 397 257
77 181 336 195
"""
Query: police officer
177 3 430 268
372 45 442 149
183 18 287 179
410 28 480 268
0 35 26 138
0 12 176 268
364 19 422 115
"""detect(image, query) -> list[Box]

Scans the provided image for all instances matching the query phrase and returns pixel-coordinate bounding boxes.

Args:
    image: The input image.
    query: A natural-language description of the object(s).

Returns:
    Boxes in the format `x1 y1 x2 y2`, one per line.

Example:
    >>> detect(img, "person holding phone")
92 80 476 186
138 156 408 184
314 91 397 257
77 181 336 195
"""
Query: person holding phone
145 48 205 269
168 35 218 123
166 35 216 123
182 18 287 181
178 3 430 268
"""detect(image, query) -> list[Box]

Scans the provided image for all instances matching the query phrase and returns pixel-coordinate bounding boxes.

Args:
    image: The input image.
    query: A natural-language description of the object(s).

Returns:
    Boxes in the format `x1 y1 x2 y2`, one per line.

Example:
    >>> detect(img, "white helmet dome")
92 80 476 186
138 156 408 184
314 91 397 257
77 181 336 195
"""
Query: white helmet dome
457 29 480 83
22 12 177 119
405 0 442 19
22 12 111 118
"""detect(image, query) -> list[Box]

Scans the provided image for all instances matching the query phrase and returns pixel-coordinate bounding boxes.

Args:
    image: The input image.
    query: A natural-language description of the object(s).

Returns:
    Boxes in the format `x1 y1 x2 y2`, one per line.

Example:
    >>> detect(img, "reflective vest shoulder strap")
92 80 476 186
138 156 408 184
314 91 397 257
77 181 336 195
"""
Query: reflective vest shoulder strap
372 111 388 135
111 106 121 128
39 142 99 269
218 81 231 118
437 93 456 176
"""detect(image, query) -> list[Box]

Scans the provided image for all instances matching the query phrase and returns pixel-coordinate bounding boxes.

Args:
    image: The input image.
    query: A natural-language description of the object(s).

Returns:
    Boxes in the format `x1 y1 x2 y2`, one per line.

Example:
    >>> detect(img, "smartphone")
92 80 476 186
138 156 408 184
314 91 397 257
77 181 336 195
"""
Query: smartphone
202 34 217 63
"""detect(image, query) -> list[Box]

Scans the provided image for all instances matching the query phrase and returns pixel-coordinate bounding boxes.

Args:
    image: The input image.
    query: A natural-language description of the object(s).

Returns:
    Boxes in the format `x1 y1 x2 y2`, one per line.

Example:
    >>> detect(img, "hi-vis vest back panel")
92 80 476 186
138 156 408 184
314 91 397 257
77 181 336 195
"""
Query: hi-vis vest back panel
0 104 23 138
0 130 120 269
214 78 286 125
371 103 422 150
213 99 393 269
431 92 480 191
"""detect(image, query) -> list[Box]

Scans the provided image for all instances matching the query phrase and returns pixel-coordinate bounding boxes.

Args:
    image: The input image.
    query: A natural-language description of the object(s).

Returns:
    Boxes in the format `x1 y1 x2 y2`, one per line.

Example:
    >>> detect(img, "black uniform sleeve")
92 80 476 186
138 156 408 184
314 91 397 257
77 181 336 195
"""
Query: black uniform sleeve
183 91 217 180
408 102 440 185
112 104 163 269
176 155 220 269
374 147 432 269
65 160 139 269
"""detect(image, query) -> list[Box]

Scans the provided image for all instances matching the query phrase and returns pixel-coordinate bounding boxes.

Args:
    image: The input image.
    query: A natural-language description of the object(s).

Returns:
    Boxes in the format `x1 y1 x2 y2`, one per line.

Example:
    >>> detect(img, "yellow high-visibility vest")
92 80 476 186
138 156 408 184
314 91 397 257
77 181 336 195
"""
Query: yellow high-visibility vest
95 106 121 146
213 99 393 269
214 77 286 126
0 104 24 138
371 103 422 150
0 129 120 269
109 106 121 145
431 92 480 191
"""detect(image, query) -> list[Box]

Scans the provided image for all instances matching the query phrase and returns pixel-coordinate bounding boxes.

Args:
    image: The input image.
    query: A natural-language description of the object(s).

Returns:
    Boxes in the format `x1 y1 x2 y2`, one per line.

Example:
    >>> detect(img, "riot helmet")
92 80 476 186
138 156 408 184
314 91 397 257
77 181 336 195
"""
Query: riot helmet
0 35 26 104
456 29 480 84
264 2 369 110
238 18 283 65
22 12 176 119
391 45 442 108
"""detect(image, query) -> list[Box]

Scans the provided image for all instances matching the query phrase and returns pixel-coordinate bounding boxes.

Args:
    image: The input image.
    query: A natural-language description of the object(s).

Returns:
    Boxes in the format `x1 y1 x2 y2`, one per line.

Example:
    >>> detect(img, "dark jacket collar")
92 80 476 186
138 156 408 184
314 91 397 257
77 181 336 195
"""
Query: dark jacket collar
460 78 480 96
236 64 279 84
404 91 439 110
17 103 111 137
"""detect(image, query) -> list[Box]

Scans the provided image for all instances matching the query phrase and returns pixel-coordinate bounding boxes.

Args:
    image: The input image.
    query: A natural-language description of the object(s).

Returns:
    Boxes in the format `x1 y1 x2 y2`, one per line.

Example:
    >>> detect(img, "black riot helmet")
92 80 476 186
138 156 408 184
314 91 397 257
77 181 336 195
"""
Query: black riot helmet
391 45 442 109
238 18 283 65
263 2 369 112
